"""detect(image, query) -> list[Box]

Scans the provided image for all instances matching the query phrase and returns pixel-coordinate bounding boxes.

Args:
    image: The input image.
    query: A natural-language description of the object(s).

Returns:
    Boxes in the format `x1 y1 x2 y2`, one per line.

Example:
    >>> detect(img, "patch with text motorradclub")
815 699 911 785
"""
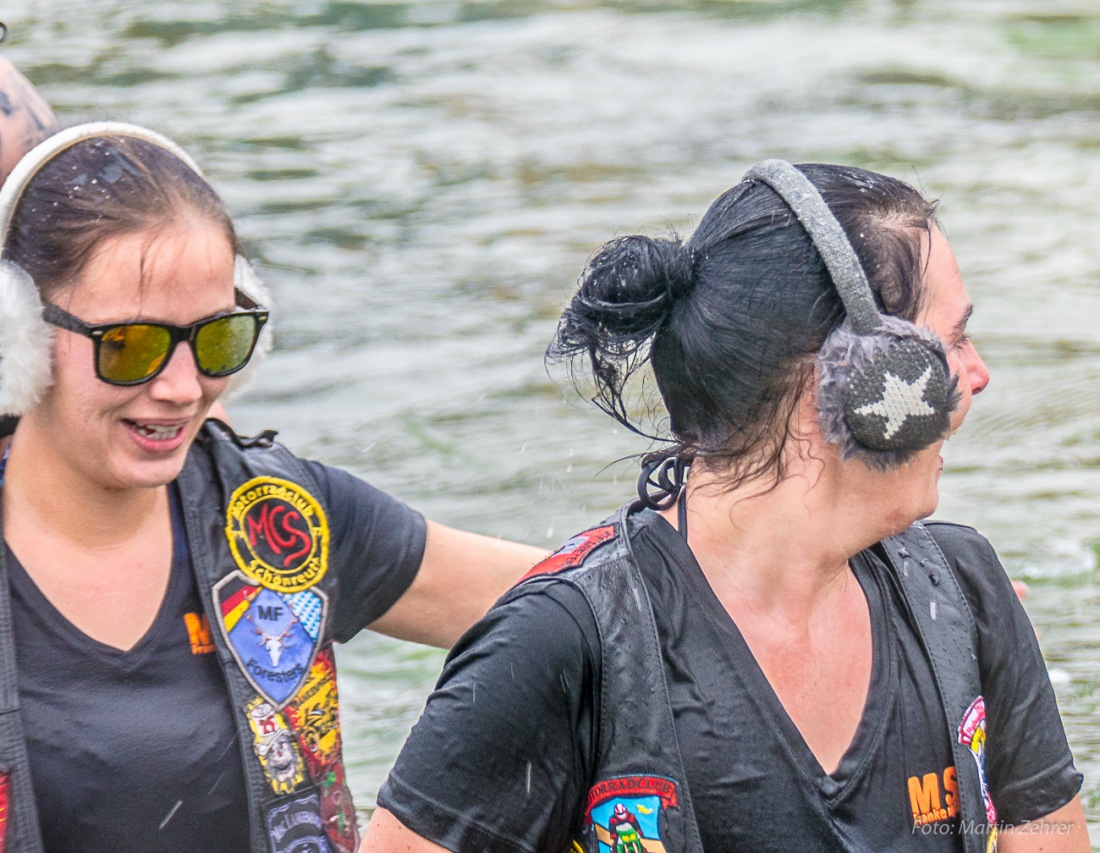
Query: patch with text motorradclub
583 775 678 853
519 526 618 582
226 477 329 593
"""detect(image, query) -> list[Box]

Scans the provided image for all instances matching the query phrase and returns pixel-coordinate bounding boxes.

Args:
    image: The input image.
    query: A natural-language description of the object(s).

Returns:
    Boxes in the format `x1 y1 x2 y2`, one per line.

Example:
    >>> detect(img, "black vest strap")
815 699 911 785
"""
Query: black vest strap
0 538 43 852
880 523 993 852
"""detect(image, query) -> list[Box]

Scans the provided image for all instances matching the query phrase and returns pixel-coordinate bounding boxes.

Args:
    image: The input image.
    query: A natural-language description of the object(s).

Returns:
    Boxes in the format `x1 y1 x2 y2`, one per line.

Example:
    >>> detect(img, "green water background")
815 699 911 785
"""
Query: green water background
5 0 1100 839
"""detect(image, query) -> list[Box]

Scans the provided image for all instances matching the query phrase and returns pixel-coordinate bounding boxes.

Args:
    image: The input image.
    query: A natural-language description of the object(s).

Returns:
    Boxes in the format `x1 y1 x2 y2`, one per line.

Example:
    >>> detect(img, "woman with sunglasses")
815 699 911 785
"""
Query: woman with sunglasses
363 162 1088 852
0 123 543 853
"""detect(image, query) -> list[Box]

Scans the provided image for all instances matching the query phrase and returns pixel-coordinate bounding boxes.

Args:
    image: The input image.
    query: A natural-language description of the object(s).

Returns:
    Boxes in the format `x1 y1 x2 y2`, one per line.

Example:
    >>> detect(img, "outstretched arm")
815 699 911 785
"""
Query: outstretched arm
360 808 450 853
368 519 545 648
998 797 1090 853
0 54 58 182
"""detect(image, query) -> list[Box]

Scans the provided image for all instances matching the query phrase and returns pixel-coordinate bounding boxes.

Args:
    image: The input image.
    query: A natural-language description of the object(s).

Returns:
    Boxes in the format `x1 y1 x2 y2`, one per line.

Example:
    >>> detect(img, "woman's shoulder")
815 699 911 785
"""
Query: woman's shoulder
482 569 603 658
915 520 1024 636
921 519 999 562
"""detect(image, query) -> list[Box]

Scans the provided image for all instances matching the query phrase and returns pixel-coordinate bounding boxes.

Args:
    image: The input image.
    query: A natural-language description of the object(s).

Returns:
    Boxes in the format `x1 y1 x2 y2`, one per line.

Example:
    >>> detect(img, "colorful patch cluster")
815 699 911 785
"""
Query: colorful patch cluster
222 478 358 852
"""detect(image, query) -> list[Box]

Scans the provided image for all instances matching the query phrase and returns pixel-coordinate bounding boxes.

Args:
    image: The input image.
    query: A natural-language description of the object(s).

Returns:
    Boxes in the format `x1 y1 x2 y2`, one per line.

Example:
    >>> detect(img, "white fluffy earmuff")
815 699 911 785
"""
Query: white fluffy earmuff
0 120 273 415
0 260 52 415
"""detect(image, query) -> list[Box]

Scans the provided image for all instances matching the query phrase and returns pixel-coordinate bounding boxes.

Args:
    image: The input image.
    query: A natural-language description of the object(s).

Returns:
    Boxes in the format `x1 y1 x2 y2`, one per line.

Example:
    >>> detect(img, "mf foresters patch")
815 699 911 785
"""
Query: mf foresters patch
214 571 327 708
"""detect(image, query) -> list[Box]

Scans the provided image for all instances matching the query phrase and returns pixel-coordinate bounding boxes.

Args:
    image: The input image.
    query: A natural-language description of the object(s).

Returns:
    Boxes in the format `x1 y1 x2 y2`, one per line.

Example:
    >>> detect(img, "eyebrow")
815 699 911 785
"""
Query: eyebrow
951 303 973 342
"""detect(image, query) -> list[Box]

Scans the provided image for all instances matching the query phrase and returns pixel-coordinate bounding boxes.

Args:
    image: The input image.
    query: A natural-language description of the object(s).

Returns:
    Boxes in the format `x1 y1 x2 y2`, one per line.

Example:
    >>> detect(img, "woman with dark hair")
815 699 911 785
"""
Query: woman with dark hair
363 161 1088 852
0 123 543 852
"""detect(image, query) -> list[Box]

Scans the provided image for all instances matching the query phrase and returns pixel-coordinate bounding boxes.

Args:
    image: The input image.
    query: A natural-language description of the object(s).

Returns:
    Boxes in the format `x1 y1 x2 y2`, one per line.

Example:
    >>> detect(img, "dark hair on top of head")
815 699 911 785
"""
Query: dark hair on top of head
548 163 939 491
4 134 237 299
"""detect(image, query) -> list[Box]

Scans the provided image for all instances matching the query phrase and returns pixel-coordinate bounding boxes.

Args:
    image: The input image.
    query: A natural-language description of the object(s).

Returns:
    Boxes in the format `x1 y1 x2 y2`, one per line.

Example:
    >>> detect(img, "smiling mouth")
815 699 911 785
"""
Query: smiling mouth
127 421 185 441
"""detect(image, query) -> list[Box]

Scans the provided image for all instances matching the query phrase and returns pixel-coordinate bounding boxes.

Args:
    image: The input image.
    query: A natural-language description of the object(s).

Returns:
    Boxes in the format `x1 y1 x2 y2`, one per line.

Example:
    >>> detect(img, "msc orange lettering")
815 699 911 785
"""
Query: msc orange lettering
908 772 941 818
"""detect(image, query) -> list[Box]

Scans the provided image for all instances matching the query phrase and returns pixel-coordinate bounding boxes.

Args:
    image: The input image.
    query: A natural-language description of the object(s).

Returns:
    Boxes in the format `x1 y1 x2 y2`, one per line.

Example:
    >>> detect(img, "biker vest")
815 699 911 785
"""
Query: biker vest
508 504 996 853
0 421 358 853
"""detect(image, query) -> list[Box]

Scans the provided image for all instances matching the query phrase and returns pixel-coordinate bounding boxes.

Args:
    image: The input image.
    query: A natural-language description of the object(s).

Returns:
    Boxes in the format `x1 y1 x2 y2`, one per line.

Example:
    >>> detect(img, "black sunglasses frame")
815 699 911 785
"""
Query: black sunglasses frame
42 291 270 386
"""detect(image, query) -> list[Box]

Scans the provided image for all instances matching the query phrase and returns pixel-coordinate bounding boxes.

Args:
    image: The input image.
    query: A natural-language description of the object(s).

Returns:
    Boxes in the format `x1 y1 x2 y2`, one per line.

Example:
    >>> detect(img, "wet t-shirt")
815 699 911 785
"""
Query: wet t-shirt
379 512 1081 852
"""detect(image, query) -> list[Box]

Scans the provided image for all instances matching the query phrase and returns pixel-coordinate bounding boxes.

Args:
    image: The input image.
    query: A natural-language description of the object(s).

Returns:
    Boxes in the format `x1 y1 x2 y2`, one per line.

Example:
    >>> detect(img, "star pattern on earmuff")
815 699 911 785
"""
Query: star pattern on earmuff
853 366 936 440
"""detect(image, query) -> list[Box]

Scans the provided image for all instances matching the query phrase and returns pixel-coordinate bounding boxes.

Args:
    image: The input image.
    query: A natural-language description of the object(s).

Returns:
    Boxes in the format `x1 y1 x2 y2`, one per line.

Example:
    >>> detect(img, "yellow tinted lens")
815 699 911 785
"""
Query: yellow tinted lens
194 315 257 375
99 324 171 383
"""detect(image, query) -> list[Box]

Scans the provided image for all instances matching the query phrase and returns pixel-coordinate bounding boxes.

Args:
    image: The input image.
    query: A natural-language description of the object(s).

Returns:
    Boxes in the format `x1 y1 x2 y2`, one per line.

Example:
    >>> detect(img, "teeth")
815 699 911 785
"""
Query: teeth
135 423 182 440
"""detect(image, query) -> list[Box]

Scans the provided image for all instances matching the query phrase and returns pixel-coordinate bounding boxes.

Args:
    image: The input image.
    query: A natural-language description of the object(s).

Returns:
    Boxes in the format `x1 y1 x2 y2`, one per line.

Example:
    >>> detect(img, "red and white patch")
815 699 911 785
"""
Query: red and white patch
519 526 617 582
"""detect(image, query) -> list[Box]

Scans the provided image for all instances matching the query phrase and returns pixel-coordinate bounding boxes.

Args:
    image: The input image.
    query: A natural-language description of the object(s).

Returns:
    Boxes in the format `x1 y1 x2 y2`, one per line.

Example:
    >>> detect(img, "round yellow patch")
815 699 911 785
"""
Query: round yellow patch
225 476 329 592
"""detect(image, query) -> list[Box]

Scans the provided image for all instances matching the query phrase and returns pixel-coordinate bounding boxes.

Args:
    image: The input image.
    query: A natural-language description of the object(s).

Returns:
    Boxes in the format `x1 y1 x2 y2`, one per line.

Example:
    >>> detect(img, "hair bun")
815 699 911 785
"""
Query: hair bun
569 234 695 341
661 239 695 301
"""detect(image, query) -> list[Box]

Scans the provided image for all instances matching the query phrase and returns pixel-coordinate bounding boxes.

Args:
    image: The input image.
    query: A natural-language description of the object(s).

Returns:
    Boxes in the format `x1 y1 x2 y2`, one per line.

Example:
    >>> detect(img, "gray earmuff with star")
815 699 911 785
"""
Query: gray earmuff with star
743 159 959 470
0 121 274 416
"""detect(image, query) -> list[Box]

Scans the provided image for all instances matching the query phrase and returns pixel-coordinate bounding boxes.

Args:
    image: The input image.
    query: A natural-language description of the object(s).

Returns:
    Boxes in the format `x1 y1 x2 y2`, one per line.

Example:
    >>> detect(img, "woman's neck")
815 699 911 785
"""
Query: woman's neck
660 458 894 616
1 425 167 551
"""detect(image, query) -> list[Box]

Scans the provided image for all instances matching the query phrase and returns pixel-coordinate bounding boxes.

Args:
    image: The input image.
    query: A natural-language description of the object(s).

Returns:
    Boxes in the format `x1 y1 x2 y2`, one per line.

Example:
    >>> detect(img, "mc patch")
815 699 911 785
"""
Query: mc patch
215 571 327 707
959 695 999 853
520 526 617 582
284 647 342 783
263 788 334 853
246 696 306 795
226 476 329 593
318 761 358 853
585 775 678 853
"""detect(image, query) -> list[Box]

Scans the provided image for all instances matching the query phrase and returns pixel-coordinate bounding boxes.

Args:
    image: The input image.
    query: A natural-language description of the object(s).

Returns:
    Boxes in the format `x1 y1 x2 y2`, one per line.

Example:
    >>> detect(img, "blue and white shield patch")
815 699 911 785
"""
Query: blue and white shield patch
214 571 327 708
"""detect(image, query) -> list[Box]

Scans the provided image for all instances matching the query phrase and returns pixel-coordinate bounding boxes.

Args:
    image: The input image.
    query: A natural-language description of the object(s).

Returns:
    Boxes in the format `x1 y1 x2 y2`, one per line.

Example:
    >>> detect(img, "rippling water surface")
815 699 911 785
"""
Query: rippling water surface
6 0 1100 837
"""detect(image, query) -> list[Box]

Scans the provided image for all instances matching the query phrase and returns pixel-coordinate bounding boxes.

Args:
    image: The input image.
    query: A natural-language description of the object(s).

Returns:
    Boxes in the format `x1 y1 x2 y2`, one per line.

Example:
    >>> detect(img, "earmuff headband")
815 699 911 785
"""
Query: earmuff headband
742 158 957 466
743 159 881 335
0 122 204 253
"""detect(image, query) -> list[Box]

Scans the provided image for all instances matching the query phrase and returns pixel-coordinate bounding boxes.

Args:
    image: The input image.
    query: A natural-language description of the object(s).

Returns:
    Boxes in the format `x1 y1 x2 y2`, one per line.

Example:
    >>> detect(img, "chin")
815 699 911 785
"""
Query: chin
115 452 190 491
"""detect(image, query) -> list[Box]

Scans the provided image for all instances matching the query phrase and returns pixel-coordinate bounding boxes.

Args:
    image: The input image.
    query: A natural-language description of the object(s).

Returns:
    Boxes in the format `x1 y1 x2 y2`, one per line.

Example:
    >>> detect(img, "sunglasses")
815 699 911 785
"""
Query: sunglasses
42 292 270 386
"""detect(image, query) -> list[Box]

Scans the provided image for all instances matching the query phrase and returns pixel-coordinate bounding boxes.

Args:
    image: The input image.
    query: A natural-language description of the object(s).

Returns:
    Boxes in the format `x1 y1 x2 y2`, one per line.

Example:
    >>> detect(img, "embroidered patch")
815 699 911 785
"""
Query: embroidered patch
284 647 342 783
246 696 306 794
520 526 617 582
585 775 678 853
263 788 335 853
958 696 998 826
0 772 9 852
318 761 359 853
215 571 327 707
226 476 329 592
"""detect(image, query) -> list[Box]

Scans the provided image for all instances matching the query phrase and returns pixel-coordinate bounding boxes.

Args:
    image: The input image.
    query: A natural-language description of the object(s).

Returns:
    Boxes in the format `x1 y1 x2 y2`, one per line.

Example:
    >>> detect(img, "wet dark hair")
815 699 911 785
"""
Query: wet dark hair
549 163 939 489
4 135 238 299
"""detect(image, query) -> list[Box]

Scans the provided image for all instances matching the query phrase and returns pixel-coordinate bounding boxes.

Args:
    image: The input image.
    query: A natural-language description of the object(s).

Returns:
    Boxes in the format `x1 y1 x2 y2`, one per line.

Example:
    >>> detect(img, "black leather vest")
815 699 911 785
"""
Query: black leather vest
0 421 359 853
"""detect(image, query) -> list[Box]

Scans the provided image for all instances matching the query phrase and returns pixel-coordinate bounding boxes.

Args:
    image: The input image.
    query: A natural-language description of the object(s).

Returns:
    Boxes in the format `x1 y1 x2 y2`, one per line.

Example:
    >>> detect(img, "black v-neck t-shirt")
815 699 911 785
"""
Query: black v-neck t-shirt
379 511 1081 852
9 490 249 852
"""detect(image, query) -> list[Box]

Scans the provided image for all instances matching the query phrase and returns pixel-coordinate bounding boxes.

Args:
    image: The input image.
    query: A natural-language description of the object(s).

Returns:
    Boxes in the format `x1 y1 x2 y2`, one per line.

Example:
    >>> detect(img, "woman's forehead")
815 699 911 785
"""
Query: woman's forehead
62 222 236 318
